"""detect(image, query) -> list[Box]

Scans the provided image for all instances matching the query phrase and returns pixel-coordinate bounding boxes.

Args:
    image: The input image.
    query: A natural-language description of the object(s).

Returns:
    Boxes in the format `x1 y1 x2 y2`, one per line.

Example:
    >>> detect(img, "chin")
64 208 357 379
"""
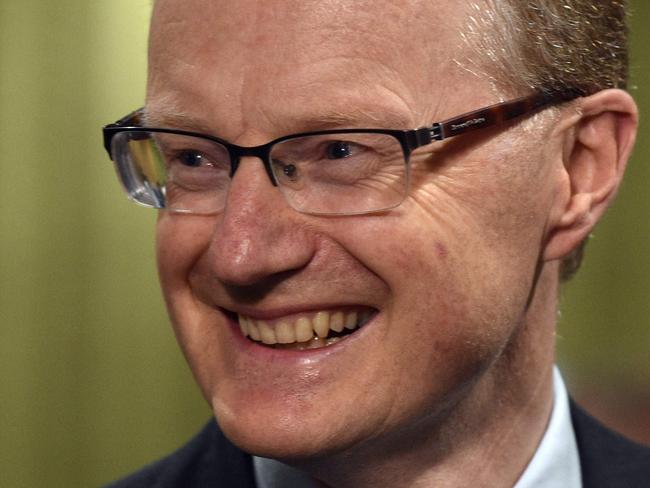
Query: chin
212 401 357 460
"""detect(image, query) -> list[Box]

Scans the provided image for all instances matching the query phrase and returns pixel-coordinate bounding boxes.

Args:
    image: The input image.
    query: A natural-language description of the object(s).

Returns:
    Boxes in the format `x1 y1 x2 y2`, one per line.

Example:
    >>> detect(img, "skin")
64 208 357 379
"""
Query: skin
148 0 638 486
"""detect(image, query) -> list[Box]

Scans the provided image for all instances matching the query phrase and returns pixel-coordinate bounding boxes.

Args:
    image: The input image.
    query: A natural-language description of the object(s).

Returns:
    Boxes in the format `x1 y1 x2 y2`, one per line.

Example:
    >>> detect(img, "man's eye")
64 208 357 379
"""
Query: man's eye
178 151 205 167
326 141 353 159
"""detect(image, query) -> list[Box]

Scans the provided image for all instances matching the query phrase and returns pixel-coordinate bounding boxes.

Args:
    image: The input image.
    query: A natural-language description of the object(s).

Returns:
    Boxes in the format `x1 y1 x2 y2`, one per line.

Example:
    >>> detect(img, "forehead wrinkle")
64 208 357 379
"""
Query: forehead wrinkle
143 98 416 144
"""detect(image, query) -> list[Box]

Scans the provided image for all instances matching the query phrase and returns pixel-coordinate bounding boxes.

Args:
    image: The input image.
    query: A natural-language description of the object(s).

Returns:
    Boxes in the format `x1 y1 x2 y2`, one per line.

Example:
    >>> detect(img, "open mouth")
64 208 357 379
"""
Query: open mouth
236 308 375 350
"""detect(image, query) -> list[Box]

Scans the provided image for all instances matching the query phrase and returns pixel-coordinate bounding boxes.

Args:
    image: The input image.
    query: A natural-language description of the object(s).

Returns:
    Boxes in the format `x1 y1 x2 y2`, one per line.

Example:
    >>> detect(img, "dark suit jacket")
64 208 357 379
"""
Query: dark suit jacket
106 402 650 487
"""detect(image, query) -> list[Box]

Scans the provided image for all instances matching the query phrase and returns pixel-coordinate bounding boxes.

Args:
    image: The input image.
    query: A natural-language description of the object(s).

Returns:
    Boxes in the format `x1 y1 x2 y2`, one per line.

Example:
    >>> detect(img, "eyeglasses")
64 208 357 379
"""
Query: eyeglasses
102 89 581 216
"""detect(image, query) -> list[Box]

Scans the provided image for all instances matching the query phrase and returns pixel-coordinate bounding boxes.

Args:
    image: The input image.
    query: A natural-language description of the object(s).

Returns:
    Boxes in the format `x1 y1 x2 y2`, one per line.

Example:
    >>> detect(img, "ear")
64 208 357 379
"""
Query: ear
543 89 638 263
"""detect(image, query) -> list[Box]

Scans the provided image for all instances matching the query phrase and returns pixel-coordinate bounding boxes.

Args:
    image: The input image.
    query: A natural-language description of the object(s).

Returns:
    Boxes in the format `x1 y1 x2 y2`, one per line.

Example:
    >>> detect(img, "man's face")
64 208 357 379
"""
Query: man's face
150 0 561 459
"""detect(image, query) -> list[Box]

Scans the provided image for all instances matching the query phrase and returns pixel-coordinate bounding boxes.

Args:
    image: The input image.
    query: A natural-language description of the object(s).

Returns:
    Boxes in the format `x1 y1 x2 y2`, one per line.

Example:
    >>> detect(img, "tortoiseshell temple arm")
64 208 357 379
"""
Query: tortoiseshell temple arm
430 89 584 141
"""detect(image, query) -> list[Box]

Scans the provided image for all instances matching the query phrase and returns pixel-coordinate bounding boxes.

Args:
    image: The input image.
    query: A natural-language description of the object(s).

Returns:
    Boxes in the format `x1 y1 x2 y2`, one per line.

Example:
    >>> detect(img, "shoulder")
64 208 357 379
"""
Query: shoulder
104 420 256 488
570 400 650 488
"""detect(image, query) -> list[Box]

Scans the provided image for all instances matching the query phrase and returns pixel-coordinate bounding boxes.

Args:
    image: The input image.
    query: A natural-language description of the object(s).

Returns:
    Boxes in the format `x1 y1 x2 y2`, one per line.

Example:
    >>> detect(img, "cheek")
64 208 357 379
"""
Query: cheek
381 231 509 369
329 213 517 399
413 141 556 274
156 214 222 390
156 214 214 287
329 159 547 397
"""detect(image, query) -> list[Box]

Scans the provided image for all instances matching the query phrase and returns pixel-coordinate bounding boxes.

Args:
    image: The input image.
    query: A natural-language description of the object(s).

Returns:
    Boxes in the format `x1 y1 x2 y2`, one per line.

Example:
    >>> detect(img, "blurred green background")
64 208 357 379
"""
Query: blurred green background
0 1 648 486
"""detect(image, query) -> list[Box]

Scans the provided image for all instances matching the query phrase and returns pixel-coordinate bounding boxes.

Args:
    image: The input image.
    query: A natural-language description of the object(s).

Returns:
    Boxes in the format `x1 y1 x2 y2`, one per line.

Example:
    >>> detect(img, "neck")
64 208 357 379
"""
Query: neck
298 263 561 488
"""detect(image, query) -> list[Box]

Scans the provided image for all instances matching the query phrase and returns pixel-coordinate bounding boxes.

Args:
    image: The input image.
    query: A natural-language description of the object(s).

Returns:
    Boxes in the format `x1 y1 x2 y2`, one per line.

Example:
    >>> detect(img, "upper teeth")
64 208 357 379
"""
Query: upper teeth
238 310 371 345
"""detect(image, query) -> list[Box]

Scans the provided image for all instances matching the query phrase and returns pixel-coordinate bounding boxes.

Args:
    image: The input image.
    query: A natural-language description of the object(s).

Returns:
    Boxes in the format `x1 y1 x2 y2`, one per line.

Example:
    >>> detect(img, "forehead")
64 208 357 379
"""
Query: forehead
148 0 475 136
150 0 465 52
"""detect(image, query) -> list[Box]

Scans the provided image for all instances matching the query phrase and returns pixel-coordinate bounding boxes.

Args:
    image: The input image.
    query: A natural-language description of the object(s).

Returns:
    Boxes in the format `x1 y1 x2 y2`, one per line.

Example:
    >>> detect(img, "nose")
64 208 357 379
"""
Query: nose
205 156 316 288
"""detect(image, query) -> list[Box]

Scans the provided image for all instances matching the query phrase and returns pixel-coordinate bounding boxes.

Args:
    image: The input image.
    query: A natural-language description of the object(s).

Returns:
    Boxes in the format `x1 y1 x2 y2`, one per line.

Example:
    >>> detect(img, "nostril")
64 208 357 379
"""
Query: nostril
220 269 303 301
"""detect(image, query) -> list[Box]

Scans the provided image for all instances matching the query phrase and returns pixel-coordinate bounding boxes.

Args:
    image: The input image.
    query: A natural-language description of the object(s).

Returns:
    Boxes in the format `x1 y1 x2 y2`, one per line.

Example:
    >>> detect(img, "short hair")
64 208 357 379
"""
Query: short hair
466 0 628 94
463 0 629 280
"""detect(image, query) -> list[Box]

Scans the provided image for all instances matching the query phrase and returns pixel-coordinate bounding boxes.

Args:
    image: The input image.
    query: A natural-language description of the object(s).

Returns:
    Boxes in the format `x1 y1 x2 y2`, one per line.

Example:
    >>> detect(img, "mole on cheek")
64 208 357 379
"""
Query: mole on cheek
435 242 449 259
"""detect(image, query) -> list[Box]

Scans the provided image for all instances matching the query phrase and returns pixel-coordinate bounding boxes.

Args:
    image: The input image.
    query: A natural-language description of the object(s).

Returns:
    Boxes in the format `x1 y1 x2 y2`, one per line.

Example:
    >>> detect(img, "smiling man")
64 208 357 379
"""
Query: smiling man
103 0 649 487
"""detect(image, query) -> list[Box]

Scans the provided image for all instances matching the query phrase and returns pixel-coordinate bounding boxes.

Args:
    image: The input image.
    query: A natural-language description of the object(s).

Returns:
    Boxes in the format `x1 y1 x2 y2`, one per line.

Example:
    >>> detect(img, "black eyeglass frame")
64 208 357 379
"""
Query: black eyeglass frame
102 89 582 211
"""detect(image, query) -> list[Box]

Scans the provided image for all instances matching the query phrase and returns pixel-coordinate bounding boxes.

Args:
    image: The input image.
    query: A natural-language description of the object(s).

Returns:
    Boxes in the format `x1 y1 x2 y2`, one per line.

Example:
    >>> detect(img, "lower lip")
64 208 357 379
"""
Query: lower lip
226 314 376 365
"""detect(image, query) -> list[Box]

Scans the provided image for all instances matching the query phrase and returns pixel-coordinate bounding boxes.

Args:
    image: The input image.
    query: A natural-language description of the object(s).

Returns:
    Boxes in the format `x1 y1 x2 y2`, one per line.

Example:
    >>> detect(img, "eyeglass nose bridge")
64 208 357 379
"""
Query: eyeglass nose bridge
227 144 279 187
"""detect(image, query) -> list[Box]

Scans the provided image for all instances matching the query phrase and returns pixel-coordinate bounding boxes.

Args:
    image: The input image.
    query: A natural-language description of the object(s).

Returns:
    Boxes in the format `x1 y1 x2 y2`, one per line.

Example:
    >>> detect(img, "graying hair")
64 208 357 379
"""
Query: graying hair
465 0 628 94
463 0 629 280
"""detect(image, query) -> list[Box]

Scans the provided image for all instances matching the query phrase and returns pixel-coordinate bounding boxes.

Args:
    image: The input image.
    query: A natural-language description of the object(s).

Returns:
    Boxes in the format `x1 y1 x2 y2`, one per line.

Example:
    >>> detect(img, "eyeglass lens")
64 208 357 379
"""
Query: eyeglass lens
111 131 409 215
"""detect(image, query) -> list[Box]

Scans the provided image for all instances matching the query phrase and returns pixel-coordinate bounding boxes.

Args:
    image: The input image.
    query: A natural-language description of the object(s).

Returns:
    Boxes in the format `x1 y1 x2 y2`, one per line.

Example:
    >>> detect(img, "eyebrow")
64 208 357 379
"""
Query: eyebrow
143 110 215 133
142 106 415 136
295 108 414 131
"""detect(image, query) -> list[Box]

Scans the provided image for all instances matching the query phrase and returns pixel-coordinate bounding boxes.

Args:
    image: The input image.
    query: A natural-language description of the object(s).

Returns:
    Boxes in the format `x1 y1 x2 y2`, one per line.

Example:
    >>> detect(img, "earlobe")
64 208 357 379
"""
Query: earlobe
543 89 638 263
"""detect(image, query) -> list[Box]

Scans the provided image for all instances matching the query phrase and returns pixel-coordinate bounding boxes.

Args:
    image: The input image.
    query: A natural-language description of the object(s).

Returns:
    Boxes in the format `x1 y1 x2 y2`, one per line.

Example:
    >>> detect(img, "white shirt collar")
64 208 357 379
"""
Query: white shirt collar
514 367 582 488
253 367 582 488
